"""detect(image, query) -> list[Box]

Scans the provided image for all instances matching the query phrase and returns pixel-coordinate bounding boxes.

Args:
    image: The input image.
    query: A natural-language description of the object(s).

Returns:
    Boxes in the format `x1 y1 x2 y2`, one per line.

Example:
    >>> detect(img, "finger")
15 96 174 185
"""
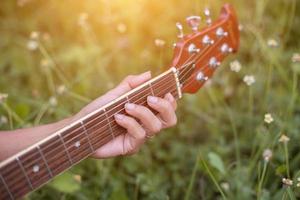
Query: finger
124 103 162 134
164 93 177 110
147 96 177 128
114 114 146 155
107 71 152 98
115 114 146 140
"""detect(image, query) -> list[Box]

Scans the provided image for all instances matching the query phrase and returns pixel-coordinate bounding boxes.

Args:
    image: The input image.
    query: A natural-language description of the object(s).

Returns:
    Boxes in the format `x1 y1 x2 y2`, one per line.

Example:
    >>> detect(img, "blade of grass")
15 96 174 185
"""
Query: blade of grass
200 154 227 200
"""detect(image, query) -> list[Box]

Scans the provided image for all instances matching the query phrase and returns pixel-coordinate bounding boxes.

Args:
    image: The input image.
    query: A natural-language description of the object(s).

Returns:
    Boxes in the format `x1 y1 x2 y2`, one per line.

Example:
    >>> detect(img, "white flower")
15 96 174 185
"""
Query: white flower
49 96 57 107
282 178 293 186
262 148 273 162
117 23 127 33
30 31 39 40
0 93 8 103
154 39 166 47
220 182 230 191
267 38 279 48
243 75 255 86
230 60 242 72
292 53 300 63
57 85 67 95
42 32 51 41
78 12 89 27
27 40 38 51
73 174 82 183
279 134 290 143
264 113 274 124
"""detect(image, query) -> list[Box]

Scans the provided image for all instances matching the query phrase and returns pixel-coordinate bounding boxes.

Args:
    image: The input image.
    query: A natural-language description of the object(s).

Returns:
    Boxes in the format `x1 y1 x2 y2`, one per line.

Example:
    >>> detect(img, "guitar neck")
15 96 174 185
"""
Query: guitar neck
0 67 182 200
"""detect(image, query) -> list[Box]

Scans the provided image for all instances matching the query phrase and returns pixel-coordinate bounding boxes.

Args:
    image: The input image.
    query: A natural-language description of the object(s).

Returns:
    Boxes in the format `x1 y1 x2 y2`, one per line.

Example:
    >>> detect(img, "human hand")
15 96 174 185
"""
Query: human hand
75 71 177 158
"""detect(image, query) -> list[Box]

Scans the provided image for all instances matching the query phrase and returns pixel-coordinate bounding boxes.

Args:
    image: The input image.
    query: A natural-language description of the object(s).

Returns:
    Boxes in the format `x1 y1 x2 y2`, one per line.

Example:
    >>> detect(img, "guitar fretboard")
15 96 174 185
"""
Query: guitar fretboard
0 67 181 200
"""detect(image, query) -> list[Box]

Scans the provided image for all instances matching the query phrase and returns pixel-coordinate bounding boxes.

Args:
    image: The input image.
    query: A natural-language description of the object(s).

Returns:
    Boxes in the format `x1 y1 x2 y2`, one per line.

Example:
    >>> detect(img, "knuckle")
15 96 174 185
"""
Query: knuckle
125 75 134 81
135 129 146 140
151 120 162 133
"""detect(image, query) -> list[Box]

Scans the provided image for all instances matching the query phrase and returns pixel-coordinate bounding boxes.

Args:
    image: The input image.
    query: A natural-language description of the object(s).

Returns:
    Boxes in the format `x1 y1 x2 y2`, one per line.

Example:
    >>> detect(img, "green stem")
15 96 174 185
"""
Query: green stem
184 153 200 200
226 106 241 169
284 143 290 178
286 187 296 200
257 161 268 199
200 155 227 200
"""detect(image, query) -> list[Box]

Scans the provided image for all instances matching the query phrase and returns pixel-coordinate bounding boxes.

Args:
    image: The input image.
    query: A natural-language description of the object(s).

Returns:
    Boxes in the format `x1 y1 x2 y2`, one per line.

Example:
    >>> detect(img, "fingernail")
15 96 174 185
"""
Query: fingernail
125 103 135 110
115 114 125 120
147 96 158 104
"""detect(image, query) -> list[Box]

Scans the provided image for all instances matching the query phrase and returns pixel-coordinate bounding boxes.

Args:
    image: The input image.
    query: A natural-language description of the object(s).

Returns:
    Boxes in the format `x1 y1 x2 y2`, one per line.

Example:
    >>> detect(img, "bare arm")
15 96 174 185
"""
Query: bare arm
0 71 177 161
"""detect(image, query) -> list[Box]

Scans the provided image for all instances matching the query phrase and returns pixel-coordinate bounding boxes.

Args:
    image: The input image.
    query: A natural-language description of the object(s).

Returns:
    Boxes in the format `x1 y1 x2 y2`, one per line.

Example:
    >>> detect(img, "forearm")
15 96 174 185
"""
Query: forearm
0 93 110 161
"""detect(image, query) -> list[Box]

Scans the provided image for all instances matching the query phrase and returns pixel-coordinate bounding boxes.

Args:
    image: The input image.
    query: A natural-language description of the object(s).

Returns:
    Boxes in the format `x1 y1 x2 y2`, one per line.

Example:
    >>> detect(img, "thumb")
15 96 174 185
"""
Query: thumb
108 71 152 97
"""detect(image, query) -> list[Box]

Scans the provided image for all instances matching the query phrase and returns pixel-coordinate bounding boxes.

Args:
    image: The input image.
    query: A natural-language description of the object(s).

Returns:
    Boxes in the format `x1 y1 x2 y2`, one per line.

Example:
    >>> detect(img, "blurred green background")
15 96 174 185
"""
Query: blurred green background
0 0 300 199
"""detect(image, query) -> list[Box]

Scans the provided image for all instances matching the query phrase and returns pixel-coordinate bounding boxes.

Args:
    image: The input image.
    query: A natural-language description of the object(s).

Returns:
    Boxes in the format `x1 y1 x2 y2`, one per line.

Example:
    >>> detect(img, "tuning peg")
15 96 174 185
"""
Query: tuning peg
202 35 214 45
186 16 201 32
196 71 208 82
220 43 233 53
188 43 200 53
216 27 228 37
204 8 212 26
176 22 184 38
209 57 220 68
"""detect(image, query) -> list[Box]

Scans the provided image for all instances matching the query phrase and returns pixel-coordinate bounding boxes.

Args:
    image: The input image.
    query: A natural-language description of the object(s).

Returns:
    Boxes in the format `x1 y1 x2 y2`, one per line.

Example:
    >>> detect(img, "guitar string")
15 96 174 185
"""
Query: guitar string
1 36 226 190
2 49 227 192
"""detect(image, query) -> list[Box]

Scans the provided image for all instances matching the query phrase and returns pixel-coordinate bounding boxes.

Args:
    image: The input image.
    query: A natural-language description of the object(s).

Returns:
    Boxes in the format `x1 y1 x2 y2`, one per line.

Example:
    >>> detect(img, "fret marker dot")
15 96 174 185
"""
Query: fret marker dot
75 141 81 148
33 165 39 173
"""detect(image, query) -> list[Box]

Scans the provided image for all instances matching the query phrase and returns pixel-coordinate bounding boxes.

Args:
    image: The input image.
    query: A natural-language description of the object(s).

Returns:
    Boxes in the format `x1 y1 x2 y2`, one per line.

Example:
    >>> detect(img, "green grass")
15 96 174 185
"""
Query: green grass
1 0 300 199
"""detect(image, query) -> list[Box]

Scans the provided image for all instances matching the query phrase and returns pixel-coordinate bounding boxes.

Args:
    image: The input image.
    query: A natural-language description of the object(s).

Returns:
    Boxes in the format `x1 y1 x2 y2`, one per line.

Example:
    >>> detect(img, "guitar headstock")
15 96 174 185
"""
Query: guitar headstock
171 4 240 93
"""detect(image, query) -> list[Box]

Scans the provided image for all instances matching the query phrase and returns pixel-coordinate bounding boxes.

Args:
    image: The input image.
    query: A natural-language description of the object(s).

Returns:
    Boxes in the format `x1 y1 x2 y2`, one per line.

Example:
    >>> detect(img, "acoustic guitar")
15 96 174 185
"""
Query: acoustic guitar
0 4 240 199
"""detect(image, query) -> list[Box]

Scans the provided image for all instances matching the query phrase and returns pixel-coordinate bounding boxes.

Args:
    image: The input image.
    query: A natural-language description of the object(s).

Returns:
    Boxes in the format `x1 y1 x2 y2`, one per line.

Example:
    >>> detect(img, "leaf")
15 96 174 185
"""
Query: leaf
208 152 226 175
49 172 81 194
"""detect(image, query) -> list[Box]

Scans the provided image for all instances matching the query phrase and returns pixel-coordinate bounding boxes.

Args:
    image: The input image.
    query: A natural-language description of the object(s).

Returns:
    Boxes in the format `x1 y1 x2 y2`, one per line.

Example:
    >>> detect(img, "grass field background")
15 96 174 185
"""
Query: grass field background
0 0 300 199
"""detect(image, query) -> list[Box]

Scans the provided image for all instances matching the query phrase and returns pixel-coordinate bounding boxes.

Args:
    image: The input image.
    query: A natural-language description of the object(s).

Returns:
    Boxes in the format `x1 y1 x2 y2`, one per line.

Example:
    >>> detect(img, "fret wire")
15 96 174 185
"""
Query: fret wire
37 146 53 178
103 108 115 139
0 173 14 200
80 121 94 152
16 158 33 190
58 134 73 165
149 82 155 96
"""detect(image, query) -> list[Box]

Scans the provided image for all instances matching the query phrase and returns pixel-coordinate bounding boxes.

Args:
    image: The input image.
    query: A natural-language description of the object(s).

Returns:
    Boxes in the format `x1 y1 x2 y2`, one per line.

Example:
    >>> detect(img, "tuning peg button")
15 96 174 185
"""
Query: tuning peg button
209 57 220 68
186 16 201 32
176 22 184 38
196 72 208 82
